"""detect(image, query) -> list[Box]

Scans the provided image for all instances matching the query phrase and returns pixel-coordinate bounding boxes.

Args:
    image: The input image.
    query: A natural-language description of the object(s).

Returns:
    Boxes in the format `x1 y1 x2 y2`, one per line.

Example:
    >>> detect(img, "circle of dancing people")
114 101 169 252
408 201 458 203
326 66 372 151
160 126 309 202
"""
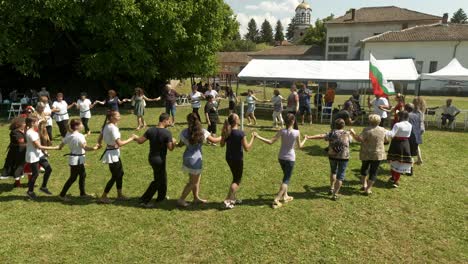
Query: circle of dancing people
2 84 454 209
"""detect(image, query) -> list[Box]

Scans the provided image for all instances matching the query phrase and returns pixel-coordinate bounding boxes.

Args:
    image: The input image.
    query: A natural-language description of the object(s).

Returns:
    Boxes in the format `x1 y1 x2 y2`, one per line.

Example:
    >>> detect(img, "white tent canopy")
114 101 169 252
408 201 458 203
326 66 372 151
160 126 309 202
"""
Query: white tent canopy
421 58 468 81
238 59 419 81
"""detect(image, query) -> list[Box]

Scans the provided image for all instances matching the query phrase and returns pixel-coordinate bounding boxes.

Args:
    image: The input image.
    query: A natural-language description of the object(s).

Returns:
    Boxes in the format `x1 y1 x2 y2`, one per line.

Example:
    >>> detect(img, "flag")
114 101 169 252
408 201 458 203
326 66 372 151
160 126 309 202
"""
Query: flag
369 54 395 97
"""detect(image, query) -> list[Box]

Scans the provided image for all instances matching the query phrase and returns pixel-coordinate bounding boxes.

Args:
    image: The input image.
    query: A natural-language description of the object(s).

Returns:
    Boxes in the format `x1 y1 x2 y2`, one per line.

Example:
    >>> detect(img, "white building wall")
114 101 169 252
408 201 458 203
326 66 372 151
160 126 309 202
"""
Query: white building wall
363 41 468 92
325 22 434 60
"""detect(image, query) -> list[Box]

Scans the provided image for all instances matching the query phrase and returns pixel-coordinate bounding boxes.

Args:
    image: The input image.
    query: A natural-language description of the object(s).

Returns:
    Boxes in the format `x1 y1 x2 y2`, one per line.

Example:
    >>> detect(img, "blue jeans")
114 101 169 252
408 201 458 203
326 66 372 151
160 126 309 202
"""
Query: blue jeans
165 104 176 117
279 159 295 184
329 159 348 181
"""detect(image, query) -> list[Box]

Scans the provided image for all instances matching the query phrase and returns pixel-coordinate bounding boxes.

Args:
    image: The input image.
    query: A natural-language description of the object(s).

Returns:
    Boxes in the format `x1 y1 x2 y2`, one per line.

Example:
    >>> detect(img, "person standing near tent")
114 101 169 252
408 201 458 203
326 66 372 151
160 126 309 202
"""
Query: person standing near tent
189 85 204 121
298 83 312 125
386 111 413 188
226 87 238 114
253 113 306 209
245 89 259 126
286 85 299 130
314 90 323 113
324 86 336 109
268 89 284 128
134 113 176 208
368 94 390 127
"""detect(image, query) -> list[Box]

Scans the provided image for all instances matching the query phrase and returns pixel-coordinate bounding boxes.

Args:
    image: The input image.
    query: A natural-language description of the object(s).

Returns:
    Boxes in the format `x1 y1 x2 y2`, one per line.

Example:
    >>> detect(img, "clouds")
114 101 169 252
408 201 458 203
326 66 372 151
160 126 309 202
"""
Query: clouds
229 0 303 36
236 13 292 37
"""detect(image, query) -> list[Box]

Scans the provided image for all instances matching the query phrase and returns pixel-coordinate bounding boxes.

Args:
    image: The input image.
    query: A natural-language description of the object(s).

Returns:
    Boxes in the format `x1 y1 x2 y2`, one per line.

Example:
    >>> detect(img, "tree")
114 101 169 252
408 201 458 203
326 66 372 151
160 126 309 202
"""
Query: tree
221 39 256 52
274 20 285 42
244 18 259 42
260 19 274 44
0 0 236 88
451 8 467 23
299 14 334 48
286 17 295 41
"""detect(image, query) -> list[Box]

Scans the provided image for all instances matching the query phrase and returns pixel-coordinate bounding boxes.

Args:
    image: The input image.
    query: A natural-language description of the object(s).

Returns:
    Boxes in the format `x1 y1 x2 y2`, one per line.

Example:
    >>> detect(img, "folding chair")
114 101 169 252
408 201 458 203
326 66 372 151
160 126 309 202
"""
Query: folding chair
8 103 22 120
321 106 333 124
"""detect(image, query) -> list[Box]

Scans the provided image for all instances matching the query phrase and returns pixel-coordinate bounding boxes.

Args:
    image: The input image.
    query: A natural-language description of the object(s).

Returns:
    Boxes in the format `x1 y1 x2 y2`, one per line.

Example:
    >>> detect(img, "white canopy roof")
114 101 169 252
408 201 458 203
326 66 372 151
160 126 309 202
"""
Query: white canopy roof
238 59 419 81
421 58 468 81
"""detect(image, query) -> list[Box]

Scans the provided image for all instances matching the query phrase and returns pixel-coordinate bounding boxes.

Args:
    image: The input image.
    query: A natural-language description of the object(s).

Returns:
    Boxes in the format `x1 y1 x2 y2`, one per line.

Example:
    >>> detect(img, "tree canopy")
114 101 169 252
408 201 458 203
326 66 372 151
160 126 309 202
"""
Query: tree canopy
244 18 259 43
0 0 237 86
286 17 295 41
274 20 285 42
451 8 467 24
259 19 274 44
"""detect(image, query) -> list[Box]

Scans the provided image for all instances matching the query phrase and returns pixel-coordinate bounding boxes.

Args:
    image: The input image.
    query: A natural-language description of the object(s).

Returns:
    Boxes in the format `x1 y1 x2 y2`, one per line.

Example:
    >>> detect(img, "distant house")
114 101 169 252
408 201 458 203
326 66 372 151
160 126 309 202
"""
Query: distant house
216 52 252 85
249 45 324 60
325 6 441 60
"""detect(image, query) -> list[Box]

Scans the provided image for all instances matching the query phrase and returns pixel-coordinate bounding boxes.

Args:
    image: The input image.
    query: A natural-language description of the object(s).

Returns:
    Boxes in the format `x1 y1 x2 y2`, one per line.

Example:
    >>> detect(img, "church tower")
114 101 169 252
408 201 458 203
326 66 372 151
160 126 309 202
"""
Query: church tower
292 0 312 42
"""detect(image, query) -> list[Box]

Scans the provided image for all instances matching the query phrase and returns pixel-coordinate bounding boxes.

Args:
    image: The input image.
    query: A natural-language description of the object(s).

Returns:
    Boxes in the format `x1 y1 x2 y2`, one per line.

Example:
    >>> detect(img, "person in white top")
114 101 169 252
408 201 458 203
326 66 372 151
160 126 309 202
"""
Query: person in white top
76 92 97 136
386 111 413 188
39 96 53 140
97 111 137 204
204 84 219 101
52 93 76 138
368 95 390 127
24 116 61 200
267 89 285 128
189 85 205 121
254 114 306 209
428 98 461 129
58 119 100 201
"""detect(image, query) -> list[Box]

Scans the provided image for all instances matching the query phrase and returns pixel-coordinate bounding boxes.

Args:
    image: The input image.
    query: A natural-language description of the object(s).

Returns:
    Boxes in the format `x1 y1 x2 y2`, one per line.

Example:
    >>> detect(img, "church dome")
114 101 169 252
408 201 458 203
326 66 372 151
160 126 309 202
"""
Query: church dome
296 0 311 11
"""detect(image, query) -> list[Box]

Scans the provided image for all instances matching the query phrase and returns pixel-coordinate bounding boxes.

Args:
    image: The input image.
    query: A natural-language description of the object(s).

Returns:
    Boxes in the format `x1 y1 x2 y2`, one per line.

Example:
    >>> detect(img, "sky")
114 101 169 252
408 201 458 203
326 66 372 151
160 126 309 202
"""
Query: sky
225 0 468 36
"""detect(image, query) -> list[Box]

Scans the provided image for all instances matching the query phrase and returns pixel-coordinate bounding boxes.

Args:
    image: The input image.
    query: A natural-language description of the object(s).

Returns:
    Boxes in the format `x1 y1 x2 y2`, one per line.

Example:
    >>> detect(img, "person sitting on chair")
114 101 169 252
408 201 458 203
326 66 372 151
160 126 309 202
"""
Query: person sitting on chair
429 99 460 129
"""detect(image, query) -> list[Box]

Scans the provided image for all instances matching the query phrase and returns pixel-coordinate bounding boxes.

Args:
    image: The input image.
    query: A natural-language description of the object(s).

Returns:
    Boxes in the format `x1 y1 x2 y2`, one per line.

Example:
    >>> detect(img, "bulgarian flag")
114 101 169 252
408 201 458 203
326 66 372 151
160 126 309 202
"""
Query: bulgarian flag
369 54 395 97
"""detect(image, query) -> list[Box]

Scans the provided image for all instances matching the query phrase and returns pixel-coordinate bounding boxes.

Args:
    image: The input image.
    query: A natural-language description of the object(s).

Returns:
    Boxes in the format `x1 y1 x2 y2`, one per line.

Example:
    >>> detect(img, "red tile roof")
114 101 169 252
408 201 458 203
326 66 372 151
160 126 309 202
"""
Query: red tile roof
362 23 468 42
326 6 441 24
250 45 323 56
217 52 252 64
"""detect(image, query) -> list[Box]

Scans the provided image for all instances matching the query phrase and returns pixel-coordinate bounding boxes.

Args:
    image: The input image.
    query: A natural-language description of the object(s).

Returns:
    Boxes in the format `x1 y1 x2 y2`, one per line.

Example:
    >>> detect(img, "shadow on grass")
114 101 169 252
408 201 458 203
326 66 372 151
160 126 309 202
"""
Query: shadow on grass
301 145 327 157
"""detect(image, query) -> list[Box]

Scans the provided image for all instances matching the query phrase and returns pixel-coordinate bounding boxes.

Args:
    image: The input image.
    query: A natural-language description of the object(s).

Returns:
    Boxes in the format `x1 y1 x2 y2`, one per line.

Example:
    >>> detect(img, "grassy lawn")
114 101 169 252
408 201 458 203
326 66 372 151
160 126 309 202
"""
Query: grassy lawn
0 102 467 263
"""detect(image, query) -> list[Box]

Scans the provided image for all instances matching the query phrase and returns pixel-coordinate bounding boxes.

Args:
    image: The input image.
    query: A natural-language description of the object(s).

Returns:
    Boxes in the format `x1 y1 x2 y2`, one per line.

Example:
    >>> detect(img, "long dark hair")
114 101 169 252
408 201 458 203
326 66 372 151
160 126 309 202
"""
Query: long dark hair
25 116 38 130
9 117 25 131
222 114 237 140
285 113 295 128
187 113 204 145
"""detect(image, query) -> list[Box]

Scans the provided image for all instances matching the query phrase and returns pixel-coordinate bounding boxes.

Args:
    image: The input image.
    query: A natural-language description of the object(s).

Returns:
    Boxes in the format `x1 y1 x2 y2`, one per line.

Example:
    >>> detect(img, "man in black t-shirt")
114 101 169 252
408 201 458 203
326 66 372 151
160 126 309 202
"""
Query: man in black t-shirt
134 113 176 207
204 95 219 143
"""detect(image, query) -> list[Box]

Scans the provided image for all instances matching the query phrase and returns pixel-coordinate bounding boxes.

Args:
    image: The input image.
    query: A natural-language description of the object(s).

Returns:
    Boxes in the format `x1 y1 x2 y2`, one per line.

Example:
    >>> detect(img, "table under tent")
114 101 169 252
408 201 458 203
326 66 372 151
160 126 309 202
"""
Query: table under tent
236 59 419 127
420 58 468 130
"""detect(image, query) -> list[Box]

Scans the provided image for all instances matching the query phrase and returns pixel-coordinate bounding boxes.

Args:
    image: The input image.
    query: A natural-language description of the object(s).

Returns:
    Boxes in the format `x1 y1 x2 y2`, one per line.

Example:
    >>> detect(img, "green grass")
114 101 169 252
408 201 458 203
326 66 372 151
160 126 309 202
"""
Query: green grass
0 103 467 263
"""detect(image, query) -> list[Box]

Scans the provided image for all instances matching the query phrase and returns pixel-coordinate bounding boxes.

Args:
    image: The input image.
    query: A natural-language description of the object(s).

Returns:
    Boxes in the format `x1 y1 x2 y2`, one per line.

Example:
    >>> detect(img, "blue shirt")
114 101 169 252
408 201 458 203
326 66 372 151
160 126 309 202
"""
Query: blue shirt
298 89 311 106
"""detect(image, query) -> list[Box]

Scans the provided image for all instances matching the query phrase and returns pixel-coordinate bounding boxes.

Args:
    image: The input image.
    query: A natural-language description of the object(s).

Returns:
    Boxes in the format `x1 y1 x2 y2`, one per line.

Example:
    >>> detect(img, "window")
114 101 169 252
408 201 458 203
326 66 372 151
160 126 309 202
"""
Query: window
328 37 349 44
429 61 438 73
373 33 382 36
328 45 348 52
415 61 424 74
402 23 408 29
328 54 347 60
